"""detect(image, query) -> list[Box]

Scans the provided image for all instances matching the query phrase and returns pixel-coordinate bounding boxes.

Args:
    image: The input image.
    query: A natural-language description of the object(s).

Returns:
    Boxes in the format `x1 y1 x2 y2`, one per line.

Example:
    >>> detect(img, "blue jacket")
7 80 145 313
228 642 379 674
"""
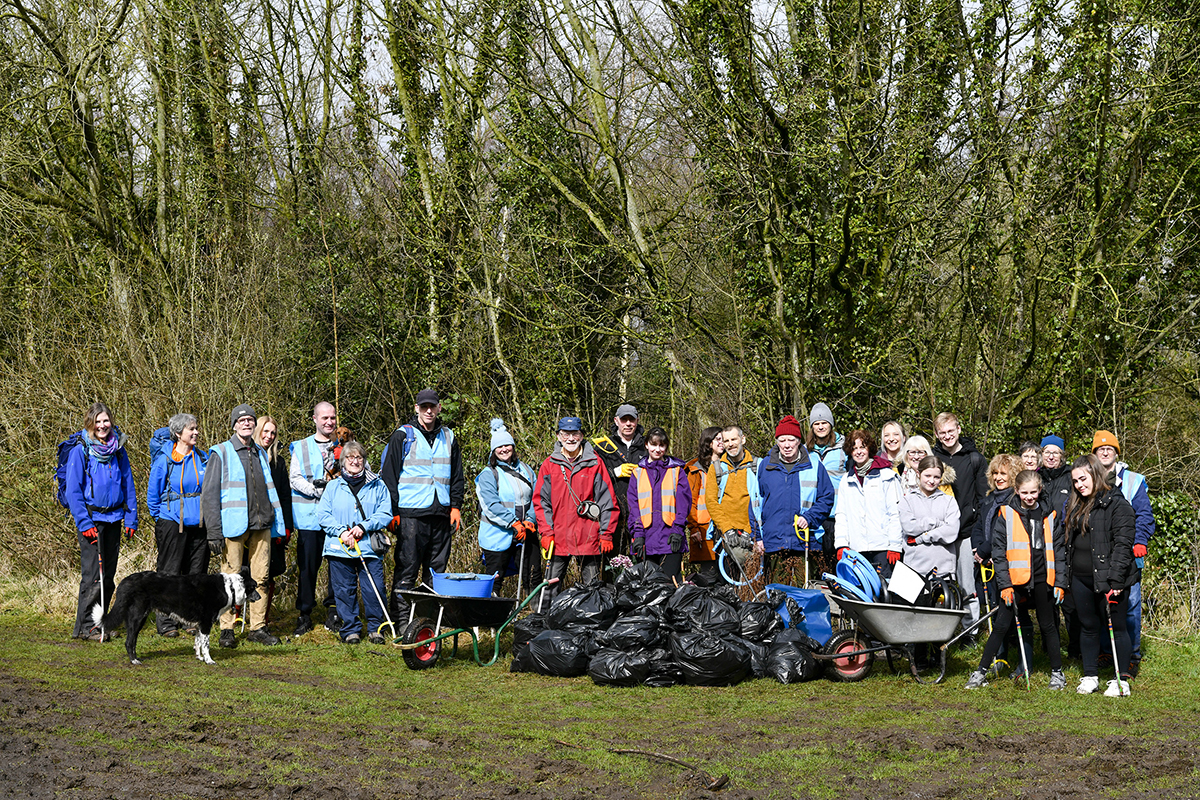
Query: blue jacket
749 446 834 553
318 471 393 559
475 459 536 553
147 448 207 527
64 433 137 532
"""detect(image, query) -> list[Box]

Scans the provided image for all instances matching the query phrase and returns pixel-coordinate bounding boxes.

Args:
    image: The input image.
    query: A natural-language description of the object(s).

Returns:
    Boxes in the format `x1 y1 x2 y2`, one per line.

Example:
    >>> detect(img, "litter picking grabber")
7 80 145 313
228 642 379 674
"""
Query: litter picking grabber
340 537 396 640
1105 592 1130 696
979 562 995 635
537 540 555 613
794 515 809 587
1011 597 1032 690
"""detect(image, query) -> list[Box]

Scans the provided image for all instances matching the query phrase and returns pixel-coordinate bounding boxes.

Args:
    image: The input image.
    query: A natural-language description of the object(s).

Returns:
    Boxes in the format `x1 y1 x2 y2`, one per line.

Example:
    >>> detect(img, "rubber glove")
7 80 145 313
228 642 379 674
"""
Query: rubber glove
1001 588 1015 606
632 538 646 560
887 549 901 565
906 536 918 546
1054 587 1065 605
836 548 846 561
389 515 401 532
312 478 328 490
1133 544 1147 558
449 508 462 531
1106 589 1122 604
124 527 135 542
284 530 293 547
617 463 636 479
599 539 614 554
81 527 98 543
208 537 224 556
512 521 526 542
668 533 684 553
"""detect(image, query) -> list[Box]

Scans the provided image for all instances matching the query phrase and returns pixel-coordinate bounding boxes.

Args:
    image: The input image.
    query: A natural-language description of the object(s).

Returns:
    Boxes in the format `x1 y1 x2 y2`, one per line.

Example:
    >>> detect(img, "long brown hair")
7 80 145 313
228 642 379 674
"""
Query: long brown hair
83 402 114 437
1064 454 1112 533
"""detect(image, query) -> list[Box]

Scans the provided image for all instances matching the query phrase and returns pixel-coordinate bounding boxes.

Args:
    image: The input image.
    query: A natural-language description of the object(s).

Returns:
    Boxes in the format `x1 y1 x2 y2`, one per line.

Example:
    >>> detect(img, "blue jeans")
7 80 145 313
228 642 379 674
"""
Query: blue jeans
1126 581 1143 660
328 556 388 639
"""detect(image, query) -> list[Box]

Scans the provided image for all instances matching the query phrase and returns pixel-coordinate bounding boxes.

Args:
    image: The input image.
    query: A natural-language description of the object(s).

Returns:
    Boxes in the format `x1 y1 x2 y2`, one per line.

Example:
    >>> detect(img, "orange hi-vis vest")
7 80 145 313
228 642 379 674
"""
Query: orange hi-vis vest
691 465 710 526
1001 506 1056 587
635 464 681 527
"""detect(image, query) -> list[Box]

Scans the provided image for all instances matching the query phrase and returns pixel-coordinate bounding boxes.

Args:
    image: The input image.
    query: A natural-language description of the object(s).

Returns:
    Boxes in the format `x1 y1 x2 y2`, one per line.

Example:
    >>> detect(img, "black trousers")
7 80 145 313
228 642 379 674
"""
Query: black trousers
153 518 210 633
1073 576 1132 678
647 552 684 583
73 521 122 638
978 583 1062 672
294 528 336 616
543 554 601 603
390 514 453 621
482 540 543 600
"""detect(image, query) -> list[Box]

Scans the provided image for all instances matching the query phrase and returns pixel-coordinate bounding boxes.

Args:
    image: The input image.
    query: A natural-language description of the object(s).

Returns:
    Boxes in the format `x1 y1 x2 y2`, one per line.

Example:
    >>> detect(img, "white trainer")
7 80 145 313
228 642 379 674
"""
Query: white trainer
1104 679 1131 697
1077 676 1100 694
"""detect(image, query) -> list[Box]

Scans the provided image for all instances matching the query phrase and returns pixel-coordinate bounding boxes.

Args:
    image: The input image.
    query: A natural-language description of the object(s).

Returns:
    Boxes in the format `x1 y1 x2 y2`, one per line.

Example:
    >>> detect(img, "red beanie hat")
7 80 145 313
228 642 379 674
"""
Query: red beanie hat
775 415 804 439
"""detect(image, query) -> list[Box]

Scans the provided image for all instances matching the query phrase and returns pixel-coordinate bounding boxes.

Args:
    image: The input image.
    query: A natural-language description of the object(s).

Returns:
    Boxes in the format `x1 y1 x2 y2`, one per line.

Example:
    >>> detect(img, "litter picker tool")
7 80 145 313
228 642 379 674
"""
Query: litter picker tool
979 562 995 635
1012 596 1032 690
538 540 555 613
794 515 809 587
1105 593 1130 697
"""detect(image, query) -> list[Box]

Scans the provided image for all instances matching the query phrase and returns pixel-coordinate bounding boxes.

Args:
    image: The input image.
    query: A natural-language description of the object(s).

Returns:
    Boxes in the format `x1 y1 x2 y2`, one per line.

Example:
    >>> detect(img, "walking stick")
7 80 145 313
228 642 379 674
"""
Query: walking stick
1105 593 1129 696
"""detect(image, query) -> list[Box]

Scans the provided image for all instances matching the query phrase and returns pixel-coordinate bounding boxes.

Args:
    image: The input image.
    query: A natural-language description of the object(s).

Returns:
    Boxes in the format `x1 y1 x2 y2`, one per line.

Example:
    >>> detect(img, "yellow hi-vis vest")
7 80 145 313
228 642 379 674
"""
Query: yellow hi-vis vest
1001 506 1056 587
635 464 680 528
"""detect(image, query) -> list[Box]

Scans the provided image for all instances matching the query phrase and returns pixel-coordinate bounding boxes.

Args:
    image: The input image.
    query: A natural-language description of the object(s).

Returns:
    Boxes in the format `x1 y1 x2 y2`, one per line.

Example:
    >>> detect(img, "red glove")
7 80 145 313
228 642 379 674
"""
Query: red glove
124 527 135 541
1133 544 1147 559
599 539 613 554
449 508 462 532
906 536 917 546
81 527 98 543
836 548 846 561
540 533 554 550
1000 588 1015 606
389 515 401 532
887 549 901 565
284 530 293 547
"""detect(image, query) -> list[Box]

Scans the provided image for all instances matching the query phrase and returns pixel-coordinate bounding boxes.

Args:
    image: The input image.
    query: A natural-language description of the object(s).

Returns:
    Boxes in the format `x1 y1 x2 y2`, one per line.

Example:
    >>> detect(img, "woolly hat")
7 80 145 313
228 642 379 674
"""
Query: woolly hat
775 415 804 439
809 402 834 428
489 418 515 451
1092 430 1120 453
1040 434 1065 452
230 404 256 427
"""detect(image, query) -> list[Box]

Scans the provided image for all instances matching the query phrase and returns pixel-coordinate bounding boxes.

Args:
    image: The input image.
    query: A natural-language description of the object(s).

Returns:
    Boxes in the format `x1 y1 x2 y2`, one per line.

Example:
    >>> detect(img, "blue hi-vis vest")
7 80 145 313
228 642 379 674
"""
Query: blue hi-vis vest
476 461 535 552
289 435 327 529
395 425 454 509
212 440 285 540
754 458 828 543
1118 468 1146 505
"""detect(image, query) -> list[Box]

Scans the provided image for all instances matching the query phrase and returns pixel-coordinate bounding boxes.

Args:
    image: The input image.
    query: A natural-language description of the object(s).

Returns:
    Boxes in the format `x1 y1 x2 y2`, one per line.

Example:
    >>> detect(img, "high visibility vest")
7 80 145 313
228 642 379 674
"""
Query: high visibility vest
289 436 327 529
1001 506 1056 587
634 464 681 527
690 464 710 526
394 425 455 509
212 440 285 540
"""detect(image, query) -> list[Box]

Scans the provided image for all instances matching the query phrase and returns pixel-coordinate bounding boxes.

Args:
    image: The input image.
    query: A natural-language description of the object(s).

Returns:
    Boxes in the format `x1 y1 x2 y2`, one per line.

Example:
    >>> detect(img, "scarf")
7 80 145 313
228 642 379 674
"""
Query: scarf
854 459 872 481
85 430 121 464
344 470 367 495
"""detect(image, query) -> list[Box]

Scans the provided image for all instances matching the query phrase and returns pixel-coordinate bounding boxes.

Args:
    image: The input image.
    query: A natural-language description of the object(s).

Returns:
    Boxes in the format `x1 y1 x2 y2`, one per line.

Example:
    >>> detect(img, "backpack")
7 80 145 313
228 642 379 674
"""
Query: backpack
148 427 173 475
55 431 88 508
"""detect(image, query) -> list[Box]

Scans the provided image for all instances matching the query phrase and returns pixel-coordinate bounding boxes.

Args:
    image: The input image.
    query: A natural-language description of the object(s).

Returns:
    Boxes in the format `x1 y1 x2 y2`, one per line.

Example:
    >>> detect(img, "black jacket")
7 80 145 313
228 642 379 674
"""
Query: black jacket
990 494 1067 591
592 424 648 518
379 417 465 517
932 436 989 540
972 487 1013 561
1039 464 1072 516
1066 487 1137 592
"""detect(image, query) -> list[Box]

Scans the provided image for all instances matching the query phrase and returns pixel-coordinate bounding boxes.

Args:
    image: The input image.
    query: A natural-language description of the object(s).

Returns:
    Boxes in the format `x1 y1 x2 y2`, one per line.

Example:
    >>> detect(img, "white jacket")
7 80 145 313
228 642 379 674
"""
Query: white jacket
834 458 903 553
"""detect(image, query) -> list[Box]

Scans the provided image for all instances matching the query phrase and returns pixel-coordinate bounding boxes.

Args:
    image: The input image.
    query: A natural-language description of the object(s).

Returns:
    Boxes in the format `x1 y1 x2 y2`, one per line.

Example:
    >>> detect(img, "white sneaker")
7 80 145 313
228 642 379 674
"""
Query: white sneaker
1104 679 1131 697
1077 676 1100 694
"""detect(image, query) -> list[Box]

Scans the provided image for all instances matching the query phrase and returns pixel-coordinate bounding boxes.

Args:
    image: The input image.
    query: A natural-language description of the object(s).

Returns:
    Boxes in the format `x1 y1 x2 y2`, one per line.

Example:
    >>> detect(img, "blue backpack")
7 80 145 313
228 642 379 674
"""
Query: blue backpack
148 427 173 474
55 431 88 508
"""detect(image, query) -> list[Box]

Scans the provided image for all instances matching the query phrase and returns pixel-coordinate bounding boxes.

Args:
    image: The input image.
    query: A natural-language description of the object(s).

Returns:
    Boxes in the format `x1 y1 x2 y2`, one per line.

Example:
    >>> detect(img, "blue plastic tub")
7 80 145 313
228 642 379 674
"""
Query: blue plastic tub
765 583 833 646
430 570 497 597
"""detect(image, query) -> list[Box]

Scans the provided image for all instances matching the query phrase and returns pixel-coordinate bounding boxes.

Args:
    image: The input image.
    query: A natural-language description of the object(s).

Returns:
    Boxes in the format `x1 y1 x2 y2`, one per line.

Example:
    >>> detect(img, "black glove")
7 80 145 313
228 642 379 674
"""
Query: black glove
668 532 684 553
312 478 328 490
207 537 224 556
632 538 646 561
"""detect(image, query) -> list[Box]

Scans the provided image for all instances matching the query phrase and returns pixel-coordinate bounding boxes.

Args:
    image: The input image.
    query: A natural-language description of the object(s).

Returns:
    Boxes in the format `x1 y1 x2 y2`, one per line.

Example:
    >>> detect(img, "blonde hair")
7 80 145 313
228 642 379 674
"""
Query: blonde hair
254 415 280 461
987 453 1022 492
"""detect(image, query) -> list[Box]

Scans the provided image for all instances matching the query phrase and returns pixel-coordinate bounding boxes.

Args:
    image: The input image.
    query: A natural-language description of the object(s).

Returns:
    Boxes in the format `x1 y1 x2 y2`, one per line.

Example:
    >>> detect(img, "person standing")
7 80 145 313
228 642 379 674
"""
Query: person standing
475 419 541 598
1092 430 1155 677
880 421 907 466
749 415 835 577
380 389 465 621
627 427 692 581
834 429 903 580
1038 435 1072 514
806 403 846 563
705 426 759 573
533 417 618 600
684 427 724 580
290 402 341 636
202 404 285 647
146 413 208 637
932 412 989 625
64 402 137 640
255 415 294 624
592 404 648 556
899 456 960 578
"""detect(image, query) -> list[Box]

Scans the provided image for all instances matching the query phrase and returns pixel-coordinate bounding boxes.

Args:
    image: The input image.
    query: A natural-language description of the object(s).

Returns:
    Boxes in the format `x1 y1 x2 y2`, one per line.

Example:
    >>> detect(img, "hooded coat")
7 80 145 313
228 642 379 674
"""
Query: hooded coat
1066 487 1137 593
991 493 1068 592
627 456 692 556
317 470 393 560
835 454 903 553
972 486 1014 562
932 436 989 540
684 458 717 562
64 430 138 532
899 467 960 577
748 445 834 553
534 442 619 556
704 449 758 535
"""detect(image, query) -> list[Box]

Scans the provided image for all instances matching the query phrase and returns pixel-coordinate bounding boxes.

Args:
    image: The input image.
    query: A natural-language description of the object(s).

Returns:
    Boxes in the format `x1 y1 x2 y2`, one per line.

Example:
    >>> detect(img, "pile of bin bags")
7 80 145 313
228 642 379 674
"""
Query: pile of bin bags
511 563 825 686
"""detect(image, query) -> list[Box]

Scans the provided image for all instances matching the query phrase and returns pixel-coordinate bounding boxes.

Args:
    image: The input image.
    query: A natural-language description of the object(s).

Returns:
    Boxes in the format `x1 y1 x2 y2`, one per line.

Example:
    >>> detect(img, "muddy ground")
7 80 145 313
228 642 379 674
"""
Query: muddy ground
2 663 1197 800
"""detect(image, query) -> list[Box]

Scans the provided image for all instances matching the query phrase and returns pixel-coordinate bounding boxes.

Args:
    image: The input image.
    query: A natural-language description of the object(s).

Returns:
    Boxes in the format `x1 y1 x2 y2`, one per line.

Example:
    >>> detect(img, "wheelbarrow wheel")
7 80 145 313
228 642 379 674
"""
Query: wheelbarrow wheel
824 629 874 682
401 617 441 670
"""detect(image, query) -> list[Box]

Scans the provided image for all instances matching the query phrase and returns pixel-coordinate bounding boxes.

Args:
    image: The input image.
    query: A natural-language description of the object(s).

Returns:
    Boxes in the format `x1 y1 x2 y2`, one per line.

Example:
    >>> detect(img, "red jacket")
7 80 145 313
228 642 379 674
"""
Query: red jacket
534 442 619 556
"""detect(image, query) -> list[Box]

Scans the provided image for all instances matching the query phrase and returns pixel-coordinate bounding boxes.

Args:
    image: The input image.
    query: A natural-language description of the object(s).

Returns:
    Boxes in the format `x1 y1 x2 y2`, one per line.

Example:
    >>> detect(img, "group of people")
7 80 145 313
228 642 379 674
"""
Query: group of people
62 397 1153 696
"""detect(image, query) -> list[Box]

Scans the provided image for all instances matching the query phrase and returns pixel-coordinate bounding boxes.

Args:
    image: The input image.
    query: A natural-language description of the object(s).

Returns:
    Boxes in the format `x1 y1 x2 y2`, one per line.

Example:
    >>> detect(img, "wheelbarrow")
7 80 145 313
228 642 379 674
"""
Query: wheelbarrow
816 595 995 684
396 578 557 670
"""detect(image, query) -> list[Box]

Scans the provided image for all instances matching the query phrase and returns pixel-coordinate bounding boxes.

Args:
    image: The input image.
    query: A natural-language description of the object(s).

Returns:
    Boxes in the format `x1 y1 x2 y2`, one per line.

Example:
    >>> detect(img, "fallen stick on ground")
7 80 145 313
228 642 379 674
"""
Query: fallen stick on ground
555 740 728 790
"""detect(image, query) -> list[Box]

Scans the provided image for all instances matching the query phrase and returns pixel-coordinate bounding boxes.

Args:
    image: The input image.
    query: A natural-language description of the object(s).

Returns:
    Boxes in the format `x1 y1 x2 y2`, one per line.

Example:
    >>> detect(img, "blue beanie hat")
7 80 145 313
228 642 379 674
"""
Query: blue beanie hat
1040 434 1065 452
490 418 515 451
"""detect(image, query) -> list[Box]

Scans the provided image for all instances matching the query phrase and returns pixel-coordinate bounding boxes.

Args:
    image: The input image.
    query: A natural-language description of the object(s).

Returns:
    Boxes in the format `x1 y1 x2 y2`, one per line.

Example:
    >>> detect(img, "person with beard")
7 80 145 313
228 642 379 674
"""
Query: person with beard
932 412 989 626
475 419 541 598
591 404 648 557
380 389 465 622
749 415 834 577
705 425 759 575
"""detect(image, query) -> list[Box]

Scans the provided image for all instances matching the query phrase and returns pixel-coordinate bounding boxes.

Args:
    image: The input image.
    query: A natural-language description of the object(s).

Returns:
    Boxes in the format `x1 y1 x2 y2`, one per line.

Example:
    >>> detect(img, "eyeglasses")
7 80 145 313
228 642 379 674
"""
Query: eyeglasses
344 455 364 462
235 417 255 426
908 450 927 457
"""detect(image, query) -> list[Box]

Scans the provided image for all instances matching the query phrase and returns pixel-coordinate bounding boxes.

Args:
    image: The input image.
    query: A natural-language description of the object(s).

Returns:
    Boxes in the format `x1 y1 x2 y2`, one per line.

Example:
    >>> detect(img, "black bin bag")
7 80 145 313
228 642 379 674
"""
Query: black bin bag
663 585 739 635
669 631 752 686
588 648 652 687
614 562 676 611
595 608 664 650
548 584 618 633
521 630 592 677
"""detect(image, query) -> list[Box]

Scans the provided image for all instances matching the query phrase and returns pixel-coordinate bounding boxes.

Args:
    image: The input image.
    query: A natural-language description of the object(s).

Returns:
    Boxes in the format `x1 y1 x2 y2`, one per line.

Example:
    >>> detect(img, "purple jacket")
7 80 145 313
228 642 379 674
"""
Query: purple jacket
627 457 692 556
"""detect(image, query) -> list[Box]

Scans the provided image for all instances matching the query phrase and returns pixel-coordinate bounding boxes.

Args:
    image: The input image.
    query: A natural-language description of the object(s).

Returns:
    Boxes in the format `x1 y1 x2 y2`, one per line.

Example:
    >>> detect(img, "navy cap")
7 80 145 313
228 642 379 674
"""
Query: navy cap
557 416 583 432
415 388 440 406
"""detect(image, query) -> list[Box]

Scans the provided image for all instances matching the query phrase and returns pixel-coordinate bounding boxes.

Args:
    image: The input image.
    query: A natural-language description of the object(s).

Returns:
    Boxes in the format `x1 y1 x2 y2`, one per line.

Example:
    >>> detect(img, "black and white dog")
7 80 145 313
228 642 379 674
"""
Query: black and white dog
93 569 260 665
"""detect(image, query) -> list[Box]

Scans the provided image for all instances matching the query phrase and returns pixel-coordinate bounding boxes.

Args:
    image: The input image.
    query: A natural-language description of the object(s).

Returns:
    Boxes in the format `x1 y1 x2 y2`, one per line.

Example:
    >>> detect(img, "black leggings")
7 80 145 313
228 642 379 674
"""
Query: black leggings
1073 576 1131 678
978 583 1062 672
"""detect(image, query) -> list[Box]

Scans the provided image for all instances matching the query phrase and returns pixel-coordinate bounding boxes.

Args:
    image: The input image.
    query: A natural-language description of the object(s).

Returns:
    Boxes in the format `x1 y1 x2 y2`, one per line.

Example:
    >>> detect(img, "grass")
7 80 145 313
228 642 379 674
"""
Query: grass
2 607 1200 798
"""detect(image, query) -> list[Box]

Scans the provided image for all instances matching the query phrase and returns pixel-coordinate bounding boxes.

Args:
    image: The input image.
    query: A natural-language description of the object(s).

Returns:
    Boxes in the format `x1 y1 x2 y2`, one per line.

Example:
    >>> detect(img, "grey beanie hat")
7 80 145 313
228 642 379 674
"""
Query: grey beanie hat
230 403 257 427
809 402 834 428
489 418 515 451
